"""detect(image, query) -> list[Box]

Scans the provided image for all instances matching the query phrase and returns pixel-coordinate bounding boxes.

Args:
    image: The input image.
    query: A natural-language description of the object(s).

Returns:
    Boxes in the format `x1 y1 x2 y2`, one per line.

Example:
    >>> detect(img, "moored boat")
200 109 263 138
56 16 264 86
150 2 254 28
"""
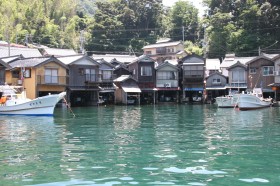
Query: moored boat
0 86 66 116
215 94 238 108
236 88 273 110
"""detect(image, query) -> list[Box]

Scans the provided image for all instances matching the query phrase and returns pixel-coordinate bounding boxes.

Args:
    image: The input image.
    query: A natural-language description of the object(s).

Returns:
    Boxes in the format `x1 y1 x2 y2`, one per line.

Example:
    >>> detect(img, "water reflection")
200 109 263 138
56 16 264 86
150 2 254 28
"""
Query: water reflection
0 106 280 185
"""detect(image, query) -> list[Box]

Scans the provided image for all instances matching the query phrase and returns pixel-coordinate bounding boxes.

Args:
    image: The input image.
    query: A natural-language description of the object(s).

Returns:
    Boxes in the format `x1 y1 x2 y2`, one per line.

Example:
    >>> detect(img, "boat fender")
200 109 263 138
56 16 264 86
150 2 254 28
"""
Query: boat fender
0 96 7 104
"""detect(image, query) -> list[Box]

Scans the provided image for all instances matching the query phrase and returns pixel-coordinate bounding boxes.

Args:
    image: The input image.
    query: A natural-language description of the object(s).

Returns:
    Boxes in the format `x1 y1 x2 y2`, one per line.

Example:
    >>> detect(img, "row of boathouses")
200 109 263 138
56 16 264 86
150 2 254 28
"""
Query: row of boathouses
1 41 280 106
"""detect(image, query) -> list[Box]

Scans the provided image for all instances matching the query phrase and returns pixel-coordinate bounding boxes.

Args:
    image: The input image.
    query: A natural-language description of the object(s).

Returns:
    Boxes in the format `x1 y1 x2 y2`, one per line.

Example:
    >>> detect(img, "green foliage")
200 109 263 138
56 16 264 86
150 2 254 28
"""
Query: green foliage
0 0 92 50
86 0 163 54
204 0 280 58
166 1 199 43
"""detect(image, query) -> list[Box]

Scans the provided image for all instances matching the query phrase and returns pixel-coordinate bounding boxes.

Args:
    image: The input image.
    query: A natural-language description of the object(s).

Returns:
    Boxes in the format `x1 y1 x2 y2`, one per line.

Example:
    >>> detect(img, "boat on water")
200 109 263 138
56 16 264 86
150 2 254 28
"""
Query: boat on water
236 88 273 110
0 86 66 116
215 94 238 108
215 90 239 108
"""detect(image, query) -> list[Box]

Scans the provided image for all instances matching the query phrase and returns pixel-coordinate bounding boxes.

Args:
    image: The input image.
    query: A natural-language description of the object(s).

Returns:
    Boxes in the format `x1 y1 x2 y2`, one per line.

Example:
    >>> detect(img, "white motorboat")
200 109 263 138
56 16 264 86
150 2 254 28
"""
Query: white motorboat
236 88 273 110
0 86 66 116
215 94 238 108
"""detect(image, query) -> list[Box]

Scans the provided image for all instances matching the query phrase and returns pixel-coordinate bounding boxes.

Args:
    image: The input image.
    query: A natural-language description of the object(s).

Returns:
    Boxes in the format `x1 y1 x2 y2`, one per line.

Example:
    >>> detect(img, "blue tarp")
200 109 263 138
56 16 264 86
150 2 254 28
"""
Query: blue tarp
184 87 204 91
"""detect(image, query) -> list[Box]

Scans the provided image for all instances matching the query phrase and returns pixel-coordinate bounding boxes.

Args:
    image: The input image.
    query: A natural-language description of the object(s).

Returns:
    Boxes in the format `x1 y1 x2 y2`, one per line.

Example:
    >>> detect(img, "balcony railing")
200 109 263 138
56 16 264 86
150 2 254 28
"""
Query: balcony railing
84 74 116 83
37 75 68 85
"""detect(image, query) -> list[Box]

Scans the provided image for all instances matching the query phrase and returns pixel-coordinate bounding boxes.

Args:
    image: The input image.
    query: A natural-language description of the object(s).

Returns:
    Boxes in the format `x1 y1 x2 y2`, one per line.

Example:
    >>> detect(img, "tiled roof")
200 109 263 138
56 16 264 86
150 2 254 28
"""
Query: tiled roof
42 48 77 56
143 41 182 49
0 46 42 58
220 56 255 68
92 54 138 63
8 57 52 68
57 55 84 65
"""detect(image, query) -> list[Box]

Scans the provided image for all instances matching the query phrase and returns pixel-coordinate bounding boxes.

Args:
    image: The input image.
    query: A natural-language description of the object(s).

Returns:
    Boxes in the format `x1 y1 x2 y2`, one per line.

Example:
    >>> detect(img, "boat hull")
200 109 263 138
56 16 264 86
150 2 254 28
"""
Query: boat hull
215 96 238 108
237 94 272 110
0 92 66 116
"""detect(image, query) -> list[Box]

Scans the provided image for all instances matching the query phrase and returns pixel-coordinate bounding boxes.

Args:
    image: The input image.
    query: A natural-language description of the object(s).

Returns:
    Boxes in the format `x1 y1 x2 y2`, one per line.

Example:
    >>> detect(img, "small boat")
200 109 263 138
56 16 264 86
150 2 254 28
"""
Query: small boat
0 86 66 116
236 88 273 110
215 94 238 108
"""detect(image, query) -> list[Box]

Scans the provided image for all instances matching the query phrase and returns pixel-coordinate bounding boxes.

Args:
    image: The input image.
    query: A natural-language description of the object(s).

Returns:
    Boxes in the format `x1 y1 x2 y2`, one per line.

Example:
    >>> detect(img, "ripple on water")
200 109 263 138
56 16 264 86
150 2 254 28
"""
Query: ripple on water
164 166 227 175
239 178 269 183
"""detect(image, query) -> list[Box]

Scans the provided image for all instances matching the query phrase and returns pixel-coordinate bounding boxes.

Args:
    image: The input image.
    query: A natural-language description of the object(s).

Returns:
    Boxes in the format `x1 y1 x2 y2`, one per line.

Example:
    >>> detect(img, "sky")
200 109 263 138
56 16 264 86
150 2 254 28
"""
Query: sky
162 0 206 16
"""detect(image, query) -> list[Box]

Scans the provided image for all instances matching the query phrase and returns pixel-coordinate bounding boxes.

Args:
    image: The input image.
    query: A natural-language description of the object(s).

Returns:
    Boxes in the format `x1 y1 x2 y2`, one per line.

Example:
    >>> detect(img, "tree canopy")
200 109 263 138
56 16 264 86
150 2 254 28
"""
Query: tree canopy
1 0 280 58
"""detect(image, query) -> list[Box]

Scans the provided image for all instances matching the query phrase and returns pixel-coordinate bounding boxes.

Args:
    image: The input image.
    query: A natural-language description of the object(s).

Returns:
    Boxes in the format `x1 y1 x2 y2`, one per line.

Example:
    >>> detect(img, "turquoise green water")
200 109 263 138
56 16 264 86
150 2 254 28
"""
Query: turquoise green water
0 105 280 186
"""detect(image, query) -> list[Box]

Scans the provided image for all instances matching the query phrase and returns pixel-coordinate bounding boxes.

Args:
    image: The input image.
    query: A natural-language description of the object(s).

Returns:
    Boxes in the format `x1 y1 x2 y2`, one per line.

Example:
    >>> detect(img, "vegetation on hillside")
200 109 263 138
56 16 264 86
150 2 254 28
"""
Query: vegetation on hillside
1 0 280 58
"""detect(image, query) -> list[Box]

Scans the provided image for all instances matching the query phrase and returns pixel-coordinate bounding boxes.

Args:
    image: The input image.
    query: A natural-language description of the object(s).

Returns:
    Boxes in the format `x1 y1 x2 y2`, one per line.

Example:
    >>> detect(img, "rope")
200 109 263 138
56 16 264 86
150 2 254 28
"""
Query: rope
63 97 76 117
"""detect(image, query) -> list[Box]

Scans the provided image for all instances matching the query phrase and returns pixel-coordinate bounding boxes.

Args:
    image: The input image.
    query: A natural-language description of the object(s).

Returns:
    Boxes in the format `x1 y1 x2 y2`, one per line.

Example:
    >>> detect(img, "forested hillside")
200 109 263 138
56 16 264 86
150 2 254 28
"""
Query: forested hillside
1 0 280 58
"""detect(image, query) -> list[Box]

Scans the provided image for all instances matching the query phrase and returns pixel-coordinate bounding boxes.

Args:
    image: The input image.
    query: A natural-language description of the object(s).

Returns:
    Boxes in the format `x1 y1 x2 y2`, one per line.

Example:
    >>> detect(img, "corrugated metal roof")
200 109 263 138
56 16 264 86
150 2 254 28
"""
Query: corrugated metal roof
114 75 131 82
122 86 141 93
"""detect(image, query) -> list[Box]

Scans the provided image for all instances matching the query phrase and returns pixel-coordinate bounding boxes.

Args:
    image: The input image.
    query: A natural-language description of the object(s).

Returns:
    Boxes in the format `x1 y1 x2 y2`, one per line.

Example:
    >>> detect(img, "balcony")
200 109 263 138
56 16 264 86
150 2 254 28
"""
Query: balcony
37 75 68 85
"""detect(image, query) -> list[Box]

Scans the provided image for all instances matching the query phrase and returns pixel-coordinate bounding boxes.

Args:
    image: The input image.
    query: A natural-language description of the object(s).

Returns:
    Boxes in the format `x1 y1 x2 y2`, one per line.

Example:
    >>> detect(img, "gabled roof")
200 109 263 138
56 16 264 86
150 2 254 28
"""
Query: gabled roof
227 61 247 70
41 48 77 57
179 54 205 65
113 75 137 82
0 46 42 58
205 58 220 70
245 55 274 65
0 60 10 68
205 71 227 79
8 56 68 70
155 61 179 70
220 56 255 68
143 41 182 49
92 54 138 64
96 58 115 69
129 55 155 65
58 55 100 66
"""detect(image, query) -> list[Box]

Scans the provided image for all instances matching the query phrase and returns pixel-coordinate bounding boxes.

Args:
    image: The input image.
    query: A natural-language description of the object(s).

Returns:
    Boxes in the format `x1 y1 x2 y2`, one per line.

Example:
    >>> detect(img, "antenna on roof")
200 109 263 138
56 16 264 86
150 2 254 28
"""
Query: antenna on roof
128 45 135 56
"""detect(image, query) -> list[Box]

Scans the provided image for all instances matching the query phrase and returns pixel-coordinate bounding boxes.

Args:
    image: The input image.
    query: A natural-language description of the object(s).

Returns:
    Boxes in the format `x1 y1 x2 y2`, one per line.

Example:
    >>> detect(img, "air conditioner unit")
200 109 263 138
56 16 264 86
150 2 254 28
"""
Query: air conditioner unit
274 71 280 76
17 79 22 85
164 82 171 88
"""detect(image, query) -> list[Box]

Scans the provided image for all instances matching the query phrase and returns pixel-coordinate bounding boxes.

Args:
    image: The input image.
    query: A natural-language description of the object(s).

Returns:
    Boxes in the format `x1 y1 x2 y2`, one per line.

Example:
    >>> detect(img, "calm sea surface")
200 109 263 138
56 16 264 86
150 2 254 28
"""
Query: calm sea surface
0 104 280 186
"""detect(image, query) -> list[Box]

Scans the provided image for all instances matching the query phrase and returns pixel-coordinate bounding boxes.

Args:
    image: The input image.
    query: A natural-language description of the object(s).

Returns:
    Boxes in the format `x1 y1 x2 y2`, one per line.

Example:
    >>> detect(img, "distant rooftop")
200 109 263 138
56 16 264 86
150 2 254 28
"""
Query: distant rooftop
0 46 42 58
143 41 182 49
57 55 84 65
42 48 77 57
92 54 138 64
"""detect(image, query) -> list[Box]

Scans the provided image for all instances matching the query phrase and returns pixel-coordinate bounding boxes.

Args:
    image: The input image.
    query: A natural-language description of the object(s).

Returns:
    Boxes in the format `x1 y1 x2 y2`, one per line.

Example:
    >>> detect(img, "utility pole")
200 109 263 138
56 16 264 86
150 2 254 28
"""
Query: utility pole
5 27 10 56
182 26 185 43
79 30 85 54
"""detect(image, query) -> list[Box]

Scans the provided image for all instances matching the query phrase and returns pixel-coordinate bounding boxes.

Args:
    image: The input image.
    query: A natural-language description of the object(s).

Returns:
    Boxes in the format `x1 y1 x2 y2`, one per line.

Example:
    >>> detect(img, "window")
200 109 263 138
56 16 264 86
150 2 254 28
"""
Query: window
212 78 221 84
232 70 245 83
24 69 31 78
12 71 20 78
45 69 58 84
184 65 204 77
156 47 166 54
141 66 152 76
249 67 256 74
157 71 176 80
85 69 96 82
263 66 274 76
145 51 152 55
102 70 112 80
79 68 84 75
